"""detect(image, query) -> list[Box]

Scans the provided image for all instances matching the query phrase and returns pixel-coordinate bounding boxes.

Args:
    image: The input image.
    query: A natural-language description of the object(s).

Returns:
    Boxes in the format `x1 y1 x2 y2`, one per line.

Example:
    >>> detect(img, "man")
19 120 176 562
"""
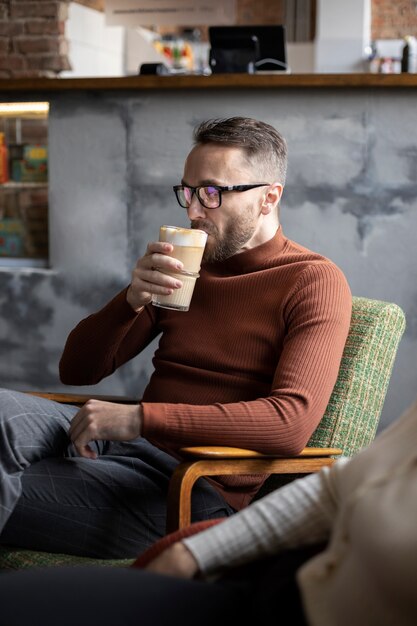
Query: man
0 117 351 558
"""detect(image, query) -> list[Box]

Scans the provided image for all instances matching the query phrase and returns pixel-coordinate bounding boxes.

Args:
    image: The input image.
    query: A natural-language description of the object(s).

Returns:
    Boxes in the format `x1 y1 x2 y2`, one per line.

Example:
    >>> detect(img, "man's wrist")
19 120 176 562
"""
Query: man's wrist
126 285 146 313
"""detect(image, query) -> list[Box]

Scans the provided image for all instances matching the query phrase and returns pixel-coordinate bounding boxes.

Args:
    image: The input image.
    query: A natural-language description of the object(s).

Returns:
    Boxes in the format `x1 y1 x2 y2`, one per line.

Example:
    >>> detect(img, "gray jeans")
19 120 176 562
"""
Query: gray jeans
0 389 234 558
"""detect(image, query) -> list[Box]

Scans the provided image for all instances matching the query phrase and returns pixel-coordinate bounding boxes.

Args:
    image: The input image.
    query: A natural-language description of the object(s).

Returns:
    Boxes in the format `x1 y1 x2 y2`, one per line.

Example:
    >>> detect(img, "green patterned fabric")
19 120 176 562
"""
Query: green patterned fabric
308 296 406 456
0 296 406 571
0 546 133 570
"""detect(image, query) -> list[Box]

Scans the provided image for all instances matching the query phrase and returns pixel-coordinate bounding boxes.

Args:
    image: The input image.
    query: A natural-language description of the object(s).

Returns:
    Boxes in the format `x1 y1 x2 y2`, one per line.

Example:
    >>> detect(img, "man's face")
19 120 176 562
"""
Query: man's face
182 143 269 263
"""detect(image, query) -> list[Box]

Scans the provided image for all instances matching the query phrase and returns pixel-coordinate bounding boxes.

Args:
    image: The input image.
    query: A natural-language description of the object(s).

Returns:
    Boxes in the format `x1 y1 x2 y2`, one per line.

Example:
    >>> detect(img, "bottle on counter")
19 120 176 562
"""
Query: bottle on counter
401 35 417 73
8 144 24 182
0 132 9 184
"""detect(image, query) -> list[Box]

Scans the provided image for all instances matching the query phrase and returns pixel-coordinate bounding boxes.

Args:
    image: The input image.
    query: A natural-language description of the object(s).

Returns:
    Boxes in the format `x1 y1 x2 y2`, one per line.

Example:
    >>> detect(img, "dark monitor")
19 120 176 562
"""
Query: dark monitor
209 25 288 73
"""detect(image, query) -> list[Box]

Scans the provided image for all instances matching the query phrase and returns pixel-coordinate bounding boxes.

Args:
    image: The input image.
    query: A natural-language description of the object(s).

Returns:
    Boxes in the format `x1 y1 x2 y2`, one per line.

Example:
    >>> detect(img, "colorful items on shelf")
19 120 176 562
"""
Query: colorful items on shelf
0 218 23 257
9 143 24 182
153 38 194 70
0 102 49 263
0 134 48 184
0 132 8 183
18 145 48 183
24 144 48 183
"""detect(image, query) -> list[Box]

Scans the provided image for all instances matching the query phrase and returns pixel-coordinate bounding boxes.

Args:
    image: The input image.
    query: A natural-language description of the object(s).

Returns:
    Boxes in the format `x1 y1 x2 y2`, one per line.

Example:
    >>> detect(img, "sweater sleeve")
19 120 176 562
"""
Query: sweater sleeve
182 460 346 577
59 287 160 386
142 263 352 455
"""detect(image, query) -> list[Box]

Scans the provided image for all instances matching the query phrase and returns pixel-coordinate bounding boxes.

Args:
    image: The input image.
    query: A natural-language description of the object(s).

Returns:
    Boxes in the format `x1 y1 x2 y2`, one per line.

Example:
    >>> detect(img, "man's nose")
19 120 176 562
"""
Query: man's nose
186 193 207 220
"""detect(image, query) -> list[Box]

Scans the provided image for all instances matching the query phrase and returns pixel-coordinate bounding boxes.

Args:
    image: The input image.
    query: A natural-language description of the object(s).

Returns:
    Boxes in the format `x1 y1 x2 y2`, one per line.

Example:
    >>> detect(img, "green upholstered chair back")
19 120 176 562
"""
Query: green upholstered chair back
308 296 406 456
252 296 406 501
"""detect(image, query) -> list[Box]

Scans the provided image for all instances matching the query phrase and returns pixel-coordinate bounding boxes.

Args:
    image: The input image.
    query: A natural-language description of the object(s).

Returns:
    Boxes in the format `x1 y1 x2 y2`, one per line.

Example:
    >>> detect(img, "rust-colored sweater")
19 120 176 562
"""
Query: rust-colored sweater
60 227 352 510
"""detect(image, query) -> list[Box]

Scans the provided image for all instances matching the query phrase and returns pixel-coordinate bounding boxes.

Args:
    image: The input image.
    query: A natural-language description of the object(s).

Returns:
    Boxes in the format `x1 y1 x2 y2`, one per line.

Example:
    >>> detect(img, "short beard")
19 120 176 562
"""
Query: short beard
192 212 257 263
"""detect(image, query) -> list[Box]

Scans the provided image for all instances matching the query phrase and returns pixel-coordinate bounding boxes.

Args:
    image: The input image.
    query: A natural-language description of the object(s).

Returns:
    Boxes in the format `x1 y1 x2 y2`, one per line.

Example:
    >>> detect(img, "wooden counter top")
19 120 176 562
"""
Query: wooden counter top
1 73 417 92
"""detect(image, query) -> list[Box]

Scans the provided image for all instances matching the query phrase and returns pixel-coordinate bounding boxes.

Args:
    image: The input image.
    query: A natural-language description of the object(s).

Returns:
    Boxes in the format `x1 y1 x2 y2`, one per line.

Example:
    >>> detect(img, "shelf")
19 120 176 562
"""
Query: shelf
0 257 48 268
1 182 48 189
0 107 49 263
0 73 417 93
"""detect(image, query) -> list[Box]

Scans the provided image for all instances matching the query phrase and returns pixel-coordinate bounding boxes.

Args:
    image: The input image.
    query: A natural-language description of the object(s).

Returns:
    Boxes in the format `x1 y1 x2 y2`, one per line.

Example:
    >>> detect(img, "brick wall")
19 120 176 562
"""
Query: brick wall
0 0 71 78
236 0 285 24
372 0 417 39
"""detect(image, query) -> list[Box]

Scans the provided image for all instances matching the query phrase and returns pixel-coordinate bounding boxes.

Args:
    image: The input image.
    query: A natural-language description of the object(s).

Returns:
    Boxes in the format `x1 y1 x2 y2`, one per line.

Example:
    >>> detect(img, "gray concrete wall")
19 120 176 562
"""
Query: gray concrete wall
0 86 416 432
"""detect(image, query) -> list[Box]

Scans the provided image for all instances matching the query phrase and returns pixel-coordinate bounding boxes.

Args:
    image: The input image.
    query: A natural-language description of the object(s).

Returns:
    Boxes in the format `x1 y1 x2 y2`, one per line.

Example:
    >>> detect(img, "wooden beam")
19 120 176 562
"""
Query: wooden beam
73 0 105 12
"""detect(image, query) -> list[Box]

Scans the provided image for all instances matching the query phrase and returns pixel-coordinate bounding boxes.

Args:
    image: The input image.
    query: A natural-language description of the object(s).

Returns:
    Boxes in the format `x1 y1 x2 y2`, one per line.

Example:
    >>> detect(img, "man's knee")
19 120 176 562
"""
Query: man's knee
0 389 73 465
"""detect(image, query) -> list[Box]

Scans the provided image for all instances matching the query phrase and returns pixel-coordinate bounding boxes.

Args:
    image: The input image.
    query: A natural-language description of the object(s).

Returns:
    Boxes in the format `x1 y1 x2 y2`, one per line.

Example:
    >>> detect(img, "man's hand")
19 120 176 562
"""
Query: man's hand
144 542 200 579
126 241 184 312
68 400 143 459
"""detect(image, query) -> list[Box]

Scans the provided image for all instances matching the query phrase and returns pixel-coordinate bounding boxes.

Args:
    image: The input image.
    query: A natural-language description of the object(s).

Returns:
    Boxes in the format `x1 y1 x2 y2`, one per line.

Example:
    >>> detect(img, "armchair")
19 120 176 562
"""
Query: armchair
165 295 406 531
0 296 406 569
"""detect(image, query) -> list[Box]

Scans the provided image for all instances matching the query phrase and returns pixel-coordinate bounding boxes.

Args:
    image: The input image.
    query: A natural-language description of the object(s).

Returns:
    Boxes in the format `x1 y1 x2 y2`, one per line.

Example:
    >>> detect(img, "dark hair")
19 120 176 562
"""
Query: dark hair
193 117 287 185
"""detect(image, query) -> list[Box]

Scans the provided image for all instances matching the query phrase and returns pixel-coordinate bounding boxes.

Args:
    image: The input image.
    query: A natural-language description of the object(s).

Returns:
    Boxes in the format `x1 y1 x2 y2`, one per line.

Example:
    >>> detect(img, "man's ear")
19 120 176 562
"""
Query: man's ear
261 183 283 214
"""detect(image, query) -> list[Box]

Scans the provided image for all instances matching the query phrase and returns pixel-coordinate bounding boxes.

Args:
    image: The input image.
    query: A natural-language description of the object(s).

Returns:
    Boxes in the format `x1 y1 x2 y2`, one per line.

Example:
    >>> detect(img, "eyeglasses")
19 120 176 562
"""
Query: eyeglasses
173 183 270 210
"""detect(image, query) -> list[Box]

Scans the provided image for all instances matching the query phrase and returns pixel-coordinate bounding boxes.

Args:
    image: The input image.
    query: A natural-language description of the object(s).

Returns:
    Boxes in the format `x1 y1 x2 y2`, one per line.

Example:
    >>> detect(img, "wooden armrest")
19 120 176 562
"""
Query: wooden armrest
25 391 138 405
167 447 342 533
179 446 342 459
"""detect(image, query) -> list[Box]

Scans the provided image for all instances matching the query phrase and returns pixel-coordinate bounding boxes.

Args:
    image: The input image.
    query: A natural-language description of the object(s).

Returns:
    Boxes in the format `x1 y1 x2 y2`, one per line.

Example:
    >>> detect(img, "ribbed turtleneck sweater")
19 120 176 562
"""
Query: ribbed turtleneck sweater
60 227 352 510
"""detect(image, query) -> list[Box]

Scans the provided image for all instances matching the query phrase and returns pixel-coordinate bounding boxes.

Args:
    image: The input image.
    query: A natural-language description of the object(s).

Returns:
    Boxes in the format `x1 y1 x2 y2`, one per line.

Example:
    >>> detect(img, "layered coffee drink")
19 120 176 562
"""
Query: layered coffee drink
152 225 208 312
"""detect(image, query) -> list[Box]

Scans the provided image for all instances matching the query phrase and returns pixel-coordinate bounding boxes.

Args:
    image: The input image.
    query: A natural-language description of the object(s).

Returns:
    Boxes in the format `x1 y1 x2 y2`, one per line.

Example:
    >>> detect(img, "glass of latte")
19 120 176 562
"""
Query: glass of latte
151 225 208 312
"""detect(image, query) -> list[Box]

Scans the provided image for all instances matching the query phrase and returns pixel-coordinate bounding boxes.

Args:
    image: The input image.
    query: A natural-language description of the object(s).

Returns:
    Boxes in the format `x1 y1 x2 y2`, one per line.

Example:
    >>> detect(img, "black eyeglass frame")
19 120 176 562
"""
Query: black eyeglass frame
173 183 270 209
